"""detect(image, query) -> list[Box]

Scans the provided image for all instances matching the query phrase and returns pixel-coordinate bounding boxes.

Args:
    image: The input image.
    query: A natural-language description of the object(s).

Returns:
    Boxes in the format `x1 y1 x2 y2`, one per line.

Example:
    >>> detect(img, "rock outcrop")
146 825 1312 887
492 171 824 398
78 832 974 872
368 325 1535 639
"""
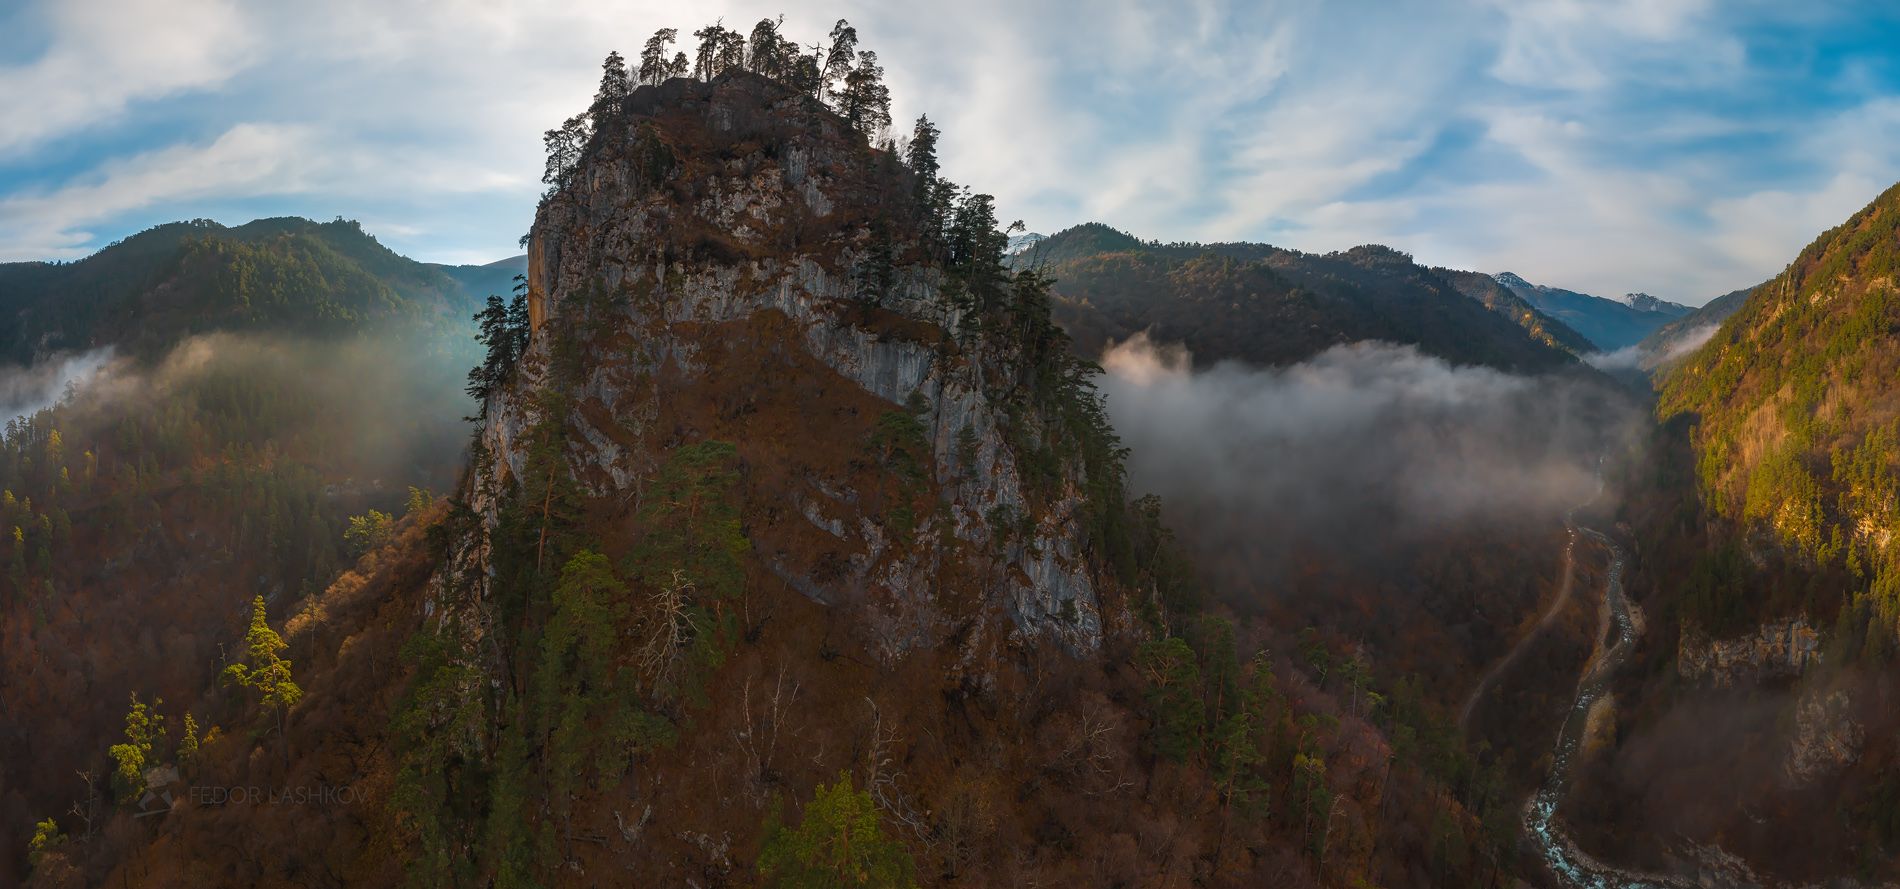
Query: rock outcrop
1785 687 1863 783
1676 617 1821 687
449 71 1121 662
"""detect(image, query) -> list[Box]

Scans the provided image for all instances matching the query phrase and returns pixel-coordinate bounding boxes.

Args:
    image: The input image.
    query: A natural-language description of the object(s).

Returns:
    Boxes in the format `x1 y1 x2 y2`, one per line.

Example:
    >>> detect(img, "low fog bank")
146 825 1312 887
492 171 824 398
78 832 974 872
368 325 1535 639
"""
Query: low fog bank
0 348 114 428
1100 334 1644 592
1586 323 1719 373
9 327 476 492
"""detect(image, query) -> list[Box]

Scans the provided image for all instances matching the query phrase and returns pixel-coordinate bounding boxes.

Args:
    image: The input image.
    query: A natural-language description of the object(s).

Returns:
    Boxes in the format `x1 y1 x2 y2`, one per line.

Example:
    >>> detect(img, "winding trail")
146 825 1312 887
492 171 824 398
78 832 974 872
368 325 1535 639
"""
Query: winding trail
1458 507 1585 733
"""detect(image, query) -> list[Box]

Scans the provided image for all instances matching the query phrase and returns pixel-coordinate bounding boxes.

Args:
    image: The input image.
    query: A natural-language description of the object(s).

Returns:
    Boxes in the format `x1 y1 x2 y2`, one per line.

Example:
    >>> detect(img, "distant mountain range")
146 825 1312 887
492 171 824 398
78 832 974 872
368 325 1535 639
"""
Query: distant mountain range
0 218 524 365
1022 222 1583 373
1435 268 1598 355
435 253 527 306
1628 283 1755 370
1492 271 1693 351
1013 223 1728 364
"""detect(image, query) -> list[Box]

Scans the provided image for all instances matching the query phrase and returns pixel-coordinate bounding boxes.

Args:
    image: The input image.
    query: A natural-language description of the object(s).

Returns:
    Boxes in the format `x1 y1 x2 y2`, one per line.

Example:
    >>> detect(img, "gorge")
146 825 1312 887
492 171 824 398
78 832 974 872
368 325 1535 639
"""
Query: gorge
4 13 1900 889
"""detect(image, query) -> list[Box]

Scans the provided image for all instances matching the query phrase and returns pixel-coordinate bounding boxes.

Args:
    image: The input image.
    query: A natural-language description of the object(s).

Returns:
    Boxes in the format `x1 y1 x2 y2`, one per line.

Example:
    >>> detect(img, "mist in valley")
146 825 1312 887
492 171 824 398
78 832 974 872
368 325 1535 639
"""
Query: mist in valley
0 320 478 875
1586 322 1721 372
0 348 115 429
1098 333 1646 599
4 326 477 493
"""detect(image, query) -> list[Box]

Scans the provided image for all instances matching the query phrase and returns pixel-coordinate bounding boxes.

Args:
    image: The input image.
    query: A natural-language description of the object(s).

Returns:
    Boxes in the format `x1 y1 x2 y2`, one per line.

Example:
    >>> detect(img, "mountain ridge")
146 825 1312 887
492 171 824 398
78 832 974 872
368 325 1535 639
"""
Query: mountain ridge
0 216 510 366
1492 270 1691 351
1026 222 1584 372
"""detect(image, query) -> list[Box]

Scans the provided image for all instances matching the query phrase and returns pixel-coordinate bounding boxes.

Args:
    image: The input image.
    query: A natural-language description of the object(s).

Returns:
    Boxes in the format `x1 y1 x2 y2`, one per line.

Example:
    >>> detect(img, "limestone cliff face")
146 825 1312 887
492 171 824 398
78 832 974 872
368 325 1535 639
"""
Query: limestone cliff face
451 72 1117 660
1676 617 1821 687
1785 686 1863 783
1673 620 1861 785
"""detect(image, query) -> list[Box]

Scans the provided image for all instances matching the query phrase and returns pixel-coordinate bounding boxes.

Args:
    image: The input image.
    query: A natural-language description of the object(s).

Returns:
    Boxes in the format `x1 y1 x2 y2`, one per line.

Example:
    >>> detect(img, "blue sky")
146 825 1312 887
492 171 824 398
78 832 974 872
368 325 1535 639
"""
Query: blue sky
3 0 1899 303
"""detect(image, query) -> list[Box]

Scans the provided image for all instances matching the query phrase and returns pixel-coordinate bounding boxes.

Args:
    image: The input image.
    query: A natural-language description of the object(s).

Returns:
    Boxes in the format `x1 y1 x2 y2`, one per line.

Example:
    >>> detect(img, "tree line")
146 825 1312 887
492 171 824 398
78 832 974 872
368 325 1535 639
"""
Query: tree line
540 17 894 203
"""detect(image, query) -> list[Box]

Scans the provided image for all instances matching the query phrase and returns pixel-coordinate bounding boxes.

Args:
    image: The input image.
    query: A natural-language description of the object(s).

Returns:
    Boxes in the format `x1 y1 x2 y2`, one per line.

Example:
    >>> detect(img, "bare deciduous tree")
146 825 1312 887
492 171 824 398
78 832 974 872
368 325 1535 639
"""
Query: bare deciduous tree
734 663 800 805
1048 701 1135 797
636 568 697 689
862 698 934 848
68 769 101 839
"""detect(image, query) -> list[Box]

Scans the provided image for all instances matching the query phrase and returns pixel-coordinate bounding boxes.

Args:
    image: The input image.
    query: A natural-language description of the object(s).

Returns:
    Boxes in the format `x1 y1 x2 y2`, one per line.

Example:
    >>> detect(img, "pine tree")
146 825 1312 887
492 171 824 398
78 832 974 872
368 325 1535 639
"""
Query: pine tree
788 49 822 97
533 549 649 804
855 217 896 310
747 17 790 78
638 28 680 85
906 115 941 204
837 51 892 138
27 818 63 870
467 287 531 417
1294 750 1332 855
467 296 506 406
1135 637 1205 763
718 28 747 74
177 712 201 764
345 509 393 555
592 50 631 116
540 114 591 196
947 190 1008 306
693 23 731 80
1213 652 1276 818
222 595 303 761
758 772 918 888
821 19 858 103
508 275 531 331
106 694 165 801
541 550 627 700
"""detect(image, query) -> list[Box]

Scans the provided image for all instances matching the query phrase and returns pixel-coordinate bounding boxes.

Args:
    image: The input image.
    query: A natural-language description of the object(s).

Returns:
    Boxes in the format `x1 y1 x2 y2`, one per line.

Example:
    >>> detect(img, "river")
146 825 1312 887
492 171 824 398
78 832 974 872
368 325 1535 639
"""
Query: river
1522 477 1697 888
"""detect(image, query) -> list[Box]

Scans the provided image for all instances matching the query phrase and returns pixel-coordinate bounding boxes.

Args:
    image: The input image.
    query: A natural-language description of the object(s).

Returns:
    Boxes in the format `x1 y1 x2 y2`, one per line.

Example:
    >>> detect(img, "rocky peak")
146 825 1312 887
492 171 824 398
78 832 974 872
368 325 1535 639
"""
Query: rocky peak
1492 271 1534 291
464 71 1130 660
1006 232 1046 255
1620 291 1687 314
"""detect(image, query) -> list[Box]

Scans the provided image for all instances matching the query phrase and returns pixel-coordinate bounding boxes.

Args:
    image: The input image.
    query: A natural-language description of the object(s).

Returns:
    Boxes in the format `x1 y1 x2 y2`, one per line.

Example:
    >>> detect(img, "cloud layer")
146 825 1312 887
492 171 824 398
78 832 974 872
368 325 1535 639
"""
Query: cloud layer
3 1 1899 300
0 348 114 428
1099 333 1642 585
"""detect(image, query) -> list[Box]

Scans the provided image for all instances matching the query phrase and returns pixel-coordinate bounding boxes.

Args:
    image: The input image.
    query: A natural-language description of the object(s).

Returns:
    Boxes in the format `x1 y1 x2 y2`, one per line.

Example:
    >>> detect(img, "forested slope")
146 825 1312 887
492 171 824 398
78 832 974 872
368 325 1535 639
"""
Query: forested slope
0 218 497 885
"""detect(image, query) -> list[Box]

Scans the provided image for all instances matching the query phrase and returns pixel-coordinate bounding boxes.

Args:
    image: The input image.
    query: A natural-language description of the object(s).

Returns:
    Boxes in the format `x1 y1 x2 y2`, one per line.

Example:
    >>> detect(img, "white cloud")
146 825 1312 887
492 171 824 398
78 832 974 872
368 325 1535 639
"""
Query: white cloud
0 0 1895 305
1487 0 1739 91
1709 96 1900 269
0 120 532 260
0 124 313 260
0 0 257 155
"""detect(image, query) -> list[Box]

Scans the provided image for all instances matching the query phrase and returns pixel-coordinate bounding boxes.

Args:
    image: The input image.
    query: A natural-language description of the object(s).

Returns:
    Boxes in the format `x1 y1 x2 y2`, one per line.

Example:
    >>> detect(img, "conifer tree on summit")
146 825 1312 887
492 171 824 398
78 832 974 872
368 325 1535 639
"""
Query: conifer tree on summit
747 17 795 80
907 115 944 226
837 50 892 138
593 50 632 112
693 22 734 81
638 28 680 85
822 19 858 99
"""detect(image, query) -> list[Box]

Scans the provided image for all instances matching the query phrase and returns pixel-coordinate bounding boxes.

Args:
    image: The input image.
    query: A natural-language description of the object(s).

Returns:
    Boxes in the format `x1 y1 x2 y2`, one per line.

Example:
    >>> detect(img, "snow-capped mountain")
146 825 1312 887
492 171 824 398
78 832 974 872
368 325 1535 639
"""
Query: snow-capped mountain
1492 272 1692 351
1620 292 1691 314
1007 232 1046 255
